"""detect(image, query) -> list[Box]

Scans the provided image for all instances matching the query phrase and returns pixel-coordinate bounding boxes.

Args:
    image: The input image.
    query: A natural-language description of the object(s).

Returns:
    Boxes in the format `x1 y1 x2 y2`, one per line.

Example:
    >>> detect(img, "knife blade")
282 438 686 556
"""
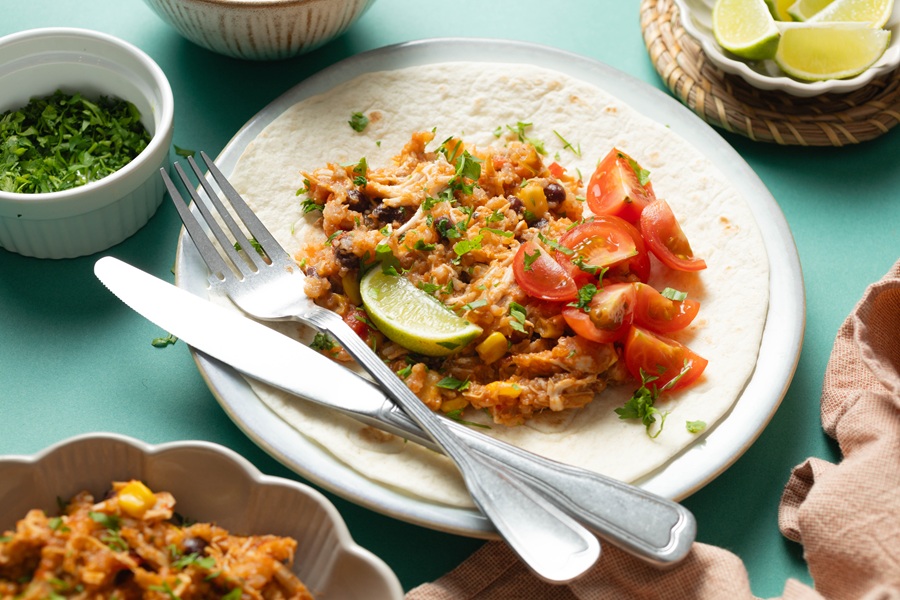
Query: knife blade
94 255 695 566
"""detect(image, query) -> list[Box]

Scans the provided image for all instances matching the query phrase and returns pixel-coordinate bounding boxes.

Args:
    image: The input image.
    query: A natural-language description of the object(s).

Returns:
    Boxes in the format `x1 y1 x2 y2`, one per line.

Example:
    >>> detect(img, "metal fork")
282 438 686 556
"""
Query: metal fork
163 151 696 574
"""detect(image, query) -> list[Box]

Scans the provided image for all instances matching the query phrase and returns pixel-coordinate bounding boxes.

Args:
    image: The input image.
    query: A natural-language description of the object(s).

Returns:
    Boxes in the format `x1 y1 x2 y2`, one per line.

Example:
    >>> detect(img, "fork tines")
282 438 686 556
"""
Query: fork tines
161 152 288 280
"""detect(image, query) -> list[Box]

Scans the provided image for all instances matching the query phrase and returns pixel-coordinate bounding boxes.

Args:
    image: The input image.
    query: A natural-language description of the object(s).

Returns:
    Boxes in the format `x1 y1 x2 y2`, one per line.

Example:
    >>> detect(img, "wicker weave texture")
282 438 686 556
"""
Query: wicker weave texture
640 0 900 146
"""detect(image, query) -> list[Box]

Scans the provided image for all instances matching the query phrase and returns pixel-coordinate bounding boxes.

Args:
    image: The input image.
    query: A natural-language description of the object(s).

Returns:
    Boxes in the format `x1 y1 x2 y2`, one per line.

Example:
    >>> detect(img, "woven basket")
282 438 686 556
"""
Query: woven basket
640 0 900 145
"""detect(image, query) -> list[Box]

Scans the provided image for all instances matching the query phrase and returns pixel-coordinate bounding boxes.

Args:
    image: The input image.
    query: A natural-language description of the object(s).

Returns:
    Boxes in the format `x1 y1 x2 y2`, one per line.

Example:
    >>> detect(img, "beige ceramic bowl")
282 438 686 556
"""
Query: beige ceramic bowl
0 433 404 599
0 28 174 259
142 0 378 60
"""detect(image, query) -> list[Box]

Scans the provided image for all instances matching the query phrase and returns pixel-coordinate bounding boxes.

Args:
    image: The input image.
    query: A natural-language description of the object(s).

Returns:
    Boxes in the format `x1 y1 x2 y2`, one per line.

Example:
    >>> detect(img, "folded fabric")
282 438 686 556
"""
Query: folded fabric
406 259 900 600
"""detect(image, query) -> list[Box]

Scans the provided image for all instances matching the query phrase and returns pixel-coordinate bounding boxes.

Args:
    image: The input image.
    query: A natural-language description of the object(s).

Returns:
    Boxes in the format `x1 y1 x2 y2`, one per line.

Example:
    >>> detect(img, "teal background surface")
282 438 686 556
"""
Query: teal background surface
2 1 899 595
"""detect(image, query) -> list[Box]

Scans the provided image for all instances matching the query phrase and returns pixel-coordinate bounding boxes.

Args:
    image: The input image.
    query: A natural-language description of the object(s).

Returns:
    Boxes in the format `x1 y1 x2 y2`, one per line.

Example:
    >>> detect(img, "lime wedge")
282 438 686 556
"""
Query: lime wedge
806 0 894 26
775 23 891 80
713 0 782 59
360 267 483 357
787 0 837 20
767 0 797 20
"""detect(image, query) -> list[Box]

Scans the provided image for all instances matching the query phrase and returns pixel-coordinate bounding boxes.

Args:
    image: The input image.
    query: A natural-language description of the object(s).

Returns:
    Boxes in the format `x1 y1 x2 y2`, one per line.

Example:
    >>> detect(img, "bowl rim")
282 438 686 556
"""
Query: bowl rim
0 27 174 206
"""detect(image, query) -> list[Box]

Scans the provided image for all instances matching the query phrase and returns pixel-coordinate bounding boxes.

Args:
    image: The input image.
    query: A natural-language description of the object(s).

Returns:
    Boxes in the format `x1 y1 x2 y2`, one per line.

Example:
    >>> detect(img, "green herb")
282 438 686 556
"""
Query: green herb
234 237 263 256
0 90 151 194
397 363 413 378
90 512 127 552
481 227 514 238
568 284 598 312
310 333 336 352
615 361 694 438
301 198 322 214
0 535 12 543
352 157 368 186
222 589 243 600
505 121 546 154
686 420 707 434
375 244 401 275
48 517 70 533
462 299 488 311
437 376 470 391
174 145 195 158
571 255 605 277
436 217 461 240
537 232 573 255
523 248 541 271
553 130 581 157
413 239 436 251
485 209 504 224
445 408 491 428
508 302 528 333
661 287 688 302
453 234 483 257
349 111 369 132
149 581 179 600
619 152 651 186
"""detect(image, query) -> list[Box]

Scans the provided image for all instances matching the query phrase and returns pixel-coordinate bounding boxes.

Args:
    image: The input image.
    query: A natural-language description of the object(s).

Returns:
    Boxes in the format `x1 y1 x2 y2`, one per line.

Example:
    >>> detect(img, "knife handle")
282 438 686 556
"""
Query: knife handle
376 399 695 566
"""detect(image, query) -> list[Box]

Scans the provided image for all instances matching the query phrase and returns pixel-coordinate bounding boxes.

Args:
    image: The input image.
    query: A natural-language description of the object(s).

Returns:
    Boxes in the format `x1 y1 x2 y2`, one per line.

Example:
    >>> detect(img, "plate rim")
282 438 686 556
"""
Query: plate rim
175 36 805 537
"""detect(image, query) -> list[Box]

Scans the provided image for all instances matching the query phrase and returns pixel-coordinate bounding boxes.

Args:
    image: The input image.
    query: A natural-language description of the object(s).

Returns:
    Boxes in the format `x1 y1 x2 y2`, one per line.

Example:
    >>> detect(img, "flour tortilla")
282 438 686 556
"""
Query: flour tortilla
221 62 769 509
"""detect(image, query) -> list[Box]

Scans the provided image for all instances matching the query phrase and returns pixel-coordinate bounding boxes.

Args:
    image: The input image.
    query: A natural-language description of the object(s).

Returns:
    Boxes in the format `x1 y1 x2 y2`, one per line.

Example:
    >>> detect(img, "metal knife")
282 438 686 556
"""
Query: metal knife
94 255 695 566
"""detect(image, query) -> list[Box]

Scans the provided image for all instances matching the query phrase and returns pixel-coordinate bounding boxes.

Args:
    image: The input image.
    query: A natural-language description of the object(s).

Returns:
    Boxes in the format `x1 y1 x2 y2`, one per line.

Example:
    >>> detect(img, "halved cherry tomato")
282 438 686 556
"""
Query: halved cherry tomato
562 282 636 343
585 148 656 224
513 238 578 302
556 218 638 284
633 283 700 333
343 307 372 339
623 325 708 391
640 199 707 272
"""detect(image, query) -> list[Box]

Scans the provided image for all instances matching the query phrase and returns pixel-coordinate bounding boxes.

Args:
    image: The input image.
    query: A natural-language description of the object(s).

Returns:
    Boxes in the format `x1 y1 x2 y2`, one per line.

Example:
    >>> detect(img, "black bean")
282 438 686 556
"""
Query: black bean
346 189 371 213
182 537 208 555
333 236 360 269
372 204 407 225
544 183 565 205
507 195 524 213
531 218 549 229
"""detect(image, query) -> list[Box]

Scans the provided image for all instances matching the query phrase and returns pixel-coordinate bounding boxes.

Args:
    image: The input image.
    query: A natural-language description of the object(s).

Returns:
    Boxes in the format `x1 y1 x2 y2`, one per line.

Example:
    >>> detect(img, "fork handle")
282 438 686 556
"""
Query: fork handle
373 399 695 566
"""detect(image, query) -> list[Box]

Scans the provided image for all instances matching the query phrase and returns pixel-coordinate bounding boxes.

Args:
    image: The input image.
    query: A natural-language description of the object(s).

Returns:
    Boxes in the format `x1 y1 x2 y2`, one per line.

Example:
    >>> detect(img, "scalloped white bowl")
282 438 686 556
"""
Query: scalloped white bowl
673 0 900 96
0 433 403 600
0 28 174 258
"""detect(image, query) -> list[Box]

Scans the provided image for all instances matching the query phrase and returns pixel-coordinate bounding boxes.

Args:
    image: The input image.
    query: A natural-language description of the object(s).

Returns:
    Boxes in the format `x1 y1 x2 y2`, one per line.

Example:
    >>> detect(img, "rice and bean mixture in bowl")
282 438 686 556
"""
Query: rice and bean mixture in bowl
0 480 312 599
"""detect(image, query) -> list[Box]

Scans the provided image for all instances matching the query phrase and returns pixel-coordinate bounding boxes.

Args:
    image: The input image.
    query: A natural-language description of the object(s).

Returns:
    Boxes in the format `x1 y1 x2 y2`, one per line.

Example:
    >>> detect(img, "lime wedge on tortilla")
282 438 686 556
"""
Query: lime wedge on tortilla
360 267 483 357
787 0 836 20
806 0 894 26
775 23 891 80
713 0 782 59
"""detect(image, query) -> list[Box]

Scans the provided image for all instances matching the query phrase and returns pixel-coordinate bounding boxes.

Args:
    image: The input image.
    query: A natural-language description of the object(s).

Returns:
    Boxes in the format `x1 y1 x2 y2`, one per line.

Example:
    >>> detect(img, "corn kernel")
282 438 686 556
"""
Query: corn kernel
341 272 362 305
476 332 508 364
440 397 469 413
516 182 548 218
484 381 523 399
118 480 156 517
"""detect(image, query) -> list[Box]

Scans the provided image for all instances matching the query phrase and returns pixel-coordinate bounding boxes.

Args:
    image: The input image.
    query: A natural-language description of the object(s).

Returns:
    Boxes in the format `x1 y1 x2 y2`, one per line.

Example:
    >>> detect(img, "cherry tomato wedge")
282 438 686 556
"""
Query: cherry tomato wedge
556 218 639 284
633 283 700 333
623 326 708 391
562 282 635 343
586 148 656 224
640 199 707 272
513 238 578 301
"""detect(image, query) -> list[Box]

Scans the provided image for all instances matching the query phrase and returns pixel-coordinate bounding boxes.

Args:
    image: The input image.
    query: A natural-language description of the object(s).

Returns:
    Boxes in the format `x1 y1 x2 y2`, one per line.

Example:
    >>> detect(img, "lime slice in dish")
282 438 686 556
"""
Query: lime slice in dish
787 0 837 20
806 0 894 26
775 22 891 80
767 0 797 20
713 0 782 59
360 267 483 357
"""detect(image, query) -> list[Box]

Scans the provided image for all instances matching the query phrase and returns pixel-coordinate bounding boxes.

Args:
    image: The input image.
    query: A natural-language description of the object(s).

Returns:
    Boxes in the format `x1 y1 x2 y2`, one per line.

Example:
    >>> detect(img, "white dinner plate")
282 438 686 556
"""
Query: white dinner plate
174 38 805 537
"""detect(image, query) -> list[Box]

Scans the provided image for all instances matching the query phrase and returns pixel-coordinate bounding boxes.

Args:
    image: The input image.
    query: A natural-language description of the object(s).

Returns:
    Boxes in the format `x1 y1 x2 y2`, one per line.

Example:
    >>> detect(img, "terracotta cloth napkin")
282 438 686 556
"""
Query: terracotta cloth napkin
406 259 900 600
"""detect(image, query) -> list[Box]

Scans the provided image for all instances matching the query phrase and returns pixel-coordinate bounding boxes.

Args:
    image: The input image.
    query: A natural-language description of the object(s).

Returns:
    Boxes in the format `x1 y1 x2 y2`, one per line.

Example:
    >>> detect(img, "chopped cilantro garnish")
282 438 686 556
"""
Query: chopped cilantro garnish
174 145 195 158
414 239 436 251
462 299 488 311
615 361 694 438
437 376 470 391
310 333 336 352
508 302 528 333
537 232 573 255
151 334 178 348
301 197 322 214
568 284 598 312
523 248 541 271
453 234 483 257
686 420 707 434
661 287 688 302
553 130 581 157
619 152 651 186
349 111 369 132
0 90 152 194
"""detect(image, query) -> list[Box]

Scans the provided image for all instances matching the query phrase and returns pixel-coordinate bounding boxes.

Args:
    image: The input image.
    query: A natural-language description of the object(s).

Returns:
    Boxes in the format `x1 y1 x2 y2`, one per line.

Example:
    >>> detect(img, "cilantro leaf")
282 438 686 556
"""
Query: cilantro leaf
349 112 369 132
